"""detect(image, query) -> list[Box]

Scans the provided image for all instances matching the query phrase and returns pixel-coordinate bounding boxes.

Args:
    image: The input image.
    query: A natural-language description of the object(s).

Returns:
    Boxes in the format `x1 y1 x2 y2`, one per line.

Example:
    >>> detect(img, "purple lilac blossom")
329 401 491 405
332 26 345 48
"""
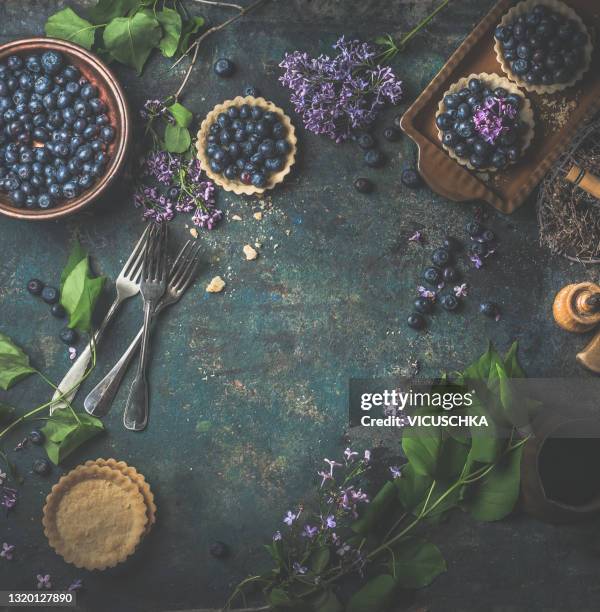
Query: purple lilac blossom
389 466 402 479
68 579 83 591
292 562 307 575
36 575 52 590
273 531 282 542
1 543 15 560
302 524 318 539
279 36 402 142
473 96 518 145
0 487 17 510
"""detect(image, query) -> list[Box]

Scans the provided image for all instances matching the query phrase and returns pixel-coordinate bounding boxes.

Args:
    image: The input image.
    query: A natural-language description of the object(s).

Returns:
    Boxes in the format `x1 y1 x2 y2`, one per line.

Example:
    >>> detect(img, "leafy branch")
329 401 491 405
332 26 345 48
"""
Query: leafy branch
227 342 537 612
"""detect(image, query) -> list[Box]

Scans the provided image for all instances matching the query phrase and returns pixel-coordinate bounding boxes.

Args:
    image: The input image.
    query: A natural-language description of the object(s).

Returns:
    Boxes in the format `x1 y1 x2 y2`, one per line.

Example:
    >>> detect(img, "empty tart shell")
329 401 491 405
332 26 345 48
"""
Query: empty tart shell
84 458 157 535
435 72 535 172
43 464 148 570
196 96 297 196
494 0 593 94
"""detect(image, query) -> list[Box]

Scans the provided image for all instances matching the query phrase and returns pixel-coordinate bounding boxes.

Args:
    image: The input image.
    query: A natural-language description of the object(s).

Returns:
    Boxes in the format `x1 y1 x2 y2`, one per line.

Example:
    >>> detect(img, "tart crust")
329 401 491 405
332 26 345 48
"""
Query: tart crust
43 464 148 570
493 0 593 94
84 458 157 535
435 72 535 172
196 96 297 196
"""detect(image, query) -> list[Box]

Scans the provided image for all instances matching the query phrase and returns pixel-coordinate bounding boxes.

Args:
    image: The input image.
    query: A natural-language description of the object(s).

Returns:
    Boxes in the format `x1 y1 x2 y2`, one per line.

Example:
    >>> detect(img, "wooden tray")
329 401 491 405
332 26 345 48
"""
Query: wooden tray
400 0 600 214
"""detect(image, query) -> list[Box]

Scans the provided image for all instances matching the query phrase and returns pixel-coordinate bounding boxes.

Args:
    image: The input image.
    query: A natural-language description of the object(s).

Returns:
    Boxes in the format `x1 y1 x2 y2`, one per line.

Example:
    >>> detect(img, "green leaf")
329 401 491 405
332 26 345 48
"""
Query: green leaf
309 546 330 574
268 588 292 607
310 590 342 612
466 396 503 463
195 419 212 433
402 426 442 477
463 342 503 381
178 15 205 55
435 436 470 482
353 480 397 535
503 341 525 378
167 101 193 128
156 7 182 58
60 240 86 286
45 8 96 50
464 443 523 521
89 0 139 24
392 537 446 588
0 332 36 390
346 574 397 612
103 13 162 74
164 124 191 153
42 410 104 465
396 463 433 513
60 243 105 333
0 402 15 425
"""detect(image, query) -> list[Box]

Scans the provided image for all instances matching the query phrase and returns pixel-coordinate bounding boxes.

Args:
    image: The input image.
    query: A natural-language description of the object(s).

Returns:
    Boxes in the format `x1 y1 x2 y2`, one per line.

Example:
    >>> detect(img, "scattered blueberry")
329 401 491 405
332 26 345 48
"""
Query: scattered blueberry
41 286 59 304
442 266 459 283
209 541 229 558
423 267 441 285
401 167 421 188
481 229 495 242
357 133 375 150
213 58 235 77
59 327 78 345
33 458 51 476
440 294 459 311
29 429 45 445
244 85 259 97
408 312 426 330
353 177 374 194
469 241 487 257
443 236 461 252
480 301 499 317
383 126 401 141
431 248 450 267
364 149 384 168
50 303 66 318
27 278 44 295
414 297 433 314
466 221 482 236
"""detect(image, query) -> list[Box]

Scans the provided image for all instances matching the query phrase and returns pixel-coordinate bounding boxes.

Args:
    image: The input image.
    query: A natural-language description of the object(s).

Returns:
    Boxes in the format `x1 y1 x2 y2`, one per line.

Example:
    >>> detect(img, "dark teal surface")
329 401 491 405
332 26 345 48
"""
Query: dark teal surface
1 1 600 611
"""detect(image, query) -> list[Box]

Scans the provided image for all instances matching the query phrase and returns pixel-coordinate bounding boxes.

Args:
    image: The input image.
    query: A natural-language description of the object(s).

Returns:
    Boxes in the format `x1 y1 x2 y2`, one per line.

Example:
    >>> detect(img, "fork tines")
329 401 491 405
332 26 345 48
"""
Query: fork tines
143 223 168 284
169 240 202 291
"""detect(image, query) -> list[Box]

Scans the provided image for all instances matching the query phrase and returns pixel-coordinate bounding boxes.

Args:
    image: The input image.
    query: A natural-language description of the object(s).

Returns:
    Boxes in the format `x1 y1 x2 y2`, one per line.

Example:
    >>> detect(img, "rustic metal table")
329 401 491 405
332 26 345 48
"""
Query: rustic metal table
1 1 600 611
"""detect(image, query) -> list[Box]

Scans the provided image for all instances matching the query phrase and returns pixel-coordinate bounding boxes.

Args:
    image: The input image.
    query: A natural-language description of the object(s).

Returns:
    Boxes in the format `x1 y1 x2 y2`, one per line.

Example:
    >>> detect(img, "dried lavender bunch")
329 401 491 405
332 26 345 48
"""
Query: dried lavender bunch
279 37 403 143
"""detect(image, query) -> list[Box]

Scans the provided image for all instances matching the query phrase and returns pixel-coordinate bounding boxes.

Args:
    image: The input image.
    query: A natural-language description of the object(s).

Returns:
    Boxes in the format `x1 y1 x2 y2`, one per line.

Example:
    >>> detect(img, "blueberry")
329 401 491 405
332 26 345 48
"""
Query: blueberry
27 278 44 295
213 58 235 77
89 98 105 114
54 143 69 158
357 133 375 149
470 241 487 257
481 229 495 242
41 51 63 75
29 429 45 445
491 151 508 169
100 126 115 143
444 93 460 109
442 131 460 147
227 142 241 159
233 128 245 143
83 124 98 140
25 55 42 74
76 145 93 162
272 123 286 139
408 313 426 330
96 113 109 126
423 266 441 285
440 294 459 311
244 85 259 97
240 170 252 185
65 81 80 96
251 172 267 188
73 100 88 117
24 194 37 208
62 181 78 199
38 193 52 208
364 149 384 168
80 83 97 100
431 248 450 267
401 167 421 188
480 301 498 317
251 106 263 120
250 152 264 167
33 458 51 476
239 104 251 119
512 58 529 75
254 120 270 138
7 55 23 71
209 159 224 173
216 113 230 129
265 157 284 173
275 139 291 156
63 65 80 81
466 221 481 236
353 177 374 193
41 286 59 304
436 113 454 130
224 165 238 180
414 297 432 314
209 541 229 558
78 173 93 189
468 78 482 93
442 266 459 283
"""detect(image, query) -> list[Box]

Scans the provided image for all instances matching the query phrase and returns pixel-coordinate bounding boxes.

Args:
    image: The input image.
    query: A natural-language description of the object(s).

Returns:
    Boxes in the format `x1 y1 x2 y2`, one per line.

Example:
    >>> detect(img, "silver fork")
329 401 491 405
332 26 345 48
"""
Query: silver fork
84 240 202 418
49 225 151 415
122 223 168 431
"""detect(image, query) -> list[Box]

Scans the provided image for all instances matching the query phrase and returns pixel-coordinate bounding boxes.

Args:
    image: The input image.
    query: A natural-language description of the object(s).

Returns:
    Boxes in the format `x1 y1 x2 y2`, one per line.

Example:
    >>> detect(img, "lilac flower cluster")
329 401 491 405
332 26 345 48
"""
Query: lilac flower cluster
279 36 403 143
0 486 17 511
139 99 175 125
473 96 518 145
134 152 222 229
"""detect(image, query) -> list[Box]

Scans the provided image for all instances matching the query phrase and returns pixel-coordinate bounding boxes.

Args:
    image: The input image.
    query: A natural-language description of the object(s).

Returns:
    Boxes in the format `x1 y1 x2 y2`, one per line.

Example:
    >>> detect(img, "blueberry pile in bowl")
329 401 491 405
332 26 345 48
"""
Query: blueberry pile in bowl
0 50 115 211
196 96 297 195
435 73 534 171
494 0 592 93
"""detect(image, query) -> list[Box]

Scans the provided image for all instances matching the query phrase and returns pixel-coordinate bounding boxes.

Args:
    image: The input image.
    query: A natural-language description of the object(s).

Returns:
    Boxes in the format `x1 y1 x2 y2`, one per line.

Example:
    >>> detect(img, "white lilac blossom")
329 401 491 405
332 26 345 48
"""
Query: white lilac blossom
363 449 371 463
272 531 282 542
13 438 27 451
301 524 318 539
279 37 403 143
323 458 342 475
318 469 333 488
454 283 468 298
417 286 437 300
36 574 52 590
68 347 77 361
343 447 358 461
324 515 336 529
469 254 483 269
68 579 83 591
292 562 308 575
283 510 297 526
408 230 423 243
1 542 15 560
389 466 402 479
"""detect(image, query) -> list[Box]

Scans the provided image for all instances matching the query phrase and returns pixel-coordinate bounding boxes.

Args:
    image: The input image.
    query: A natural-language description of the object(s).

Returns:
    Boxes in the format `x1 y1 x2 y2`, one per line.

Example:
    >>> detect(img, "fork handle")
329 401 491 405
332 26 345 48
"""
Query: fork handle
49 296 121 415
123 300 155 431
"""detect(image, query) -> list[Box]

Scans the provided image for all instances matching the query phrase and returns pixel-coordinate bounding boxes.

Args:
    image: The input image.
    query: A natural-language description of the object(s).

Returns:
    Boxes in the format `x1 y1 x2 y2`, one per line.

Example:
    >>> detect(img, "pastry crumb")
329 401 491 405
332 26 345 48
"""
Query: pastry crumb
243 244 258 260
206 276 226 293
253 211 263 220
231 214 242 221
190 228 199 238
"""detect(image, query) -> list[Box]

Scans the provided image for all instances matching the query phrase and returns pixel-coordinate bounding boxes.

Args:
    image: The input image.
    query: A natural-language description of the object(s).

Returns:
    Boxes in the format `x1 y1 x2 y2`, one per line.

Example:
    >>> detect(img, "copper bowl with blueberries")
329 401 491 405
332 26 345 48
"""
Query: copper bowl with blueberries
0 38 130 221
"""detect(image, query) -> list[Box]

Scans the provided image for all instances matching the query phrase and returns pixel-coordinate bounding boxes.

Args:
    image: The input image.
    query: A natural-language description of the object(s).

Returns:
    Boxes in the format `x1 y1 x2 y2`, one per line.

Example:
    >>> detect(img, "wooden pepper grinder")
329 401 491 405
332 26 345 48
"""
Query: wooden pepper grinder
553 282 600 373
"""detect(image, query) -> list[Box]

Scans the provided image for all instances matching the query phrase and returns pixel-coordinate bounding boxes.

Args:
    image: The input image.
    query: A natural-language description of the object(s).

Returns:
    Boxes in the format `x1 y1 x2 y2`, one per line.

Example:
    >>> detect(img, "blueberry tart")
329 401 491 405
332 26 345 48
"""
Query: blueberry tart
494 0 592 94
196 96 297 195
435 73 534 172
